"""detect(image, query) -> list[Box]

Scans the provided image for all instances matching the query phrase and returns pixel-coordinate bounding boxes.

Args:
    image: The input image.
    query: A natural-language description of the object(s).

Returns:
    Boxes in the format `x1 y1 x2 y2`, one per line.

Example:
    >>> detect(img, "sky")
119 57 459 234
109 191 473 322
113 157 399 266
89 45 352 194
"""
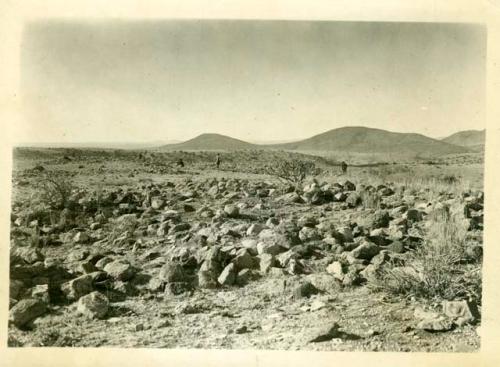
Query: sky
20 20 486 144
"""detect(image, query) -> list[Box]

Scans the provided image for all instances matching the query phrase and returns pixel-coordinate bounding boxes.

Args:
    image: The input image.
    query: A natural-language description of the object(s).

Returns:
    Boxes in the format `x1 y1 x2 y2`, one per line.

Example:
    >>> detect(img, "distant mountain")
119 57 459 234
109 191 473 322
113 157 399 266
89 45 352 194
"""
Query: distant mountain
269 126 469 155
158 127 470 155
17 141 180 149
160 133 257 150
441 130 485 149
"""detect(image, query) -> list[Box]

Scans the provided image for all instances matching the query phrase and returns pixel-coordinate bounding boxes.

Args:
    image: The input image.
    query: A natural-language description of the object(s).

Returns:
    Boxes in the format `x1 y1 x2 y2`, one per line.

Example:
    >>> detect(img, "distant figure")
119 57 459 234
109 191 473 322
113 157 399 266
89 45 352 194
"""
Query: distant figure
215 153 221 169
177 158 184 167
341 161 348 174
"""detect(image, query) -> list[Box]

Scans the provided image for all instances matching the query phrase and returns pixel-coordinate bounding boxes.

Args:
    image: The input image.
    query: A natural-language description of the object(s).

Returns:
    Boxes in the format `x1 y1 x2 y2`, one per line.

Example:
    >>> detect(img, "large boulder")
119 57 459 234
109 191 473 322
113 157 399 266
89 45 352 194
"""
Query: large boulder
9 298 47 328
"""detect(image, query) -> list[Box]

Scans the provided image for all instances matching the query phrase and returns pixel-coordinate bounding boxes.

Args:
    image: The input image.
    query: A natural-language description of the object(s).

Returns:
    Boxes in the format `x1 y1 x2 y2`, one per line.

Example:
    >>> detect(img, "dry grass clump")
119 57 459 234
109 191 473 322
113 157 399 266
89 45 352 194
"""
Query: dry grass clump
369 204 482 303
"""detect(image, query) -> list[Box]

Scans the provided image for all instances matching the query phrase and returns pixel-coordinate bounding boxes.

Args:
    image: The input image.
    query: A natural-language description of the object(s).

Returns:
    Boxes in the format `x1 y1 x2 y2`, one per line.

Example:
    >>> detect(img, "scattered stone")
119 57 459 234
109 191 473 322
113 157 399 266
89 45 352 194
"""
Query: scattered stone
342 271 362 286
31 284 50 303
183 204 195 212
310 299 327 312
350 240 380 260
159 261 185 283
247 223 265 236
299 227 321 242
235 325 248 334
277 192 303 204
95 257 113 270
257 242 286 256
9 298 47 328
151 198 165 210
224 205 239 218
77 291 109 319
218 263 236 286
292 281 319 299
236 269 259 286
13 248 41 267
103 260 135 281
232 250 255 270
326 261 345 281
198 269 217 289
259 253 275 273
298 215 318 228
10 280 25 300
442 300 479 326
73 232 89 244
387 240 405 253
346 192 361 207
80 260 98 274
61 274 94 301
416 317 454 332
405 209 424 222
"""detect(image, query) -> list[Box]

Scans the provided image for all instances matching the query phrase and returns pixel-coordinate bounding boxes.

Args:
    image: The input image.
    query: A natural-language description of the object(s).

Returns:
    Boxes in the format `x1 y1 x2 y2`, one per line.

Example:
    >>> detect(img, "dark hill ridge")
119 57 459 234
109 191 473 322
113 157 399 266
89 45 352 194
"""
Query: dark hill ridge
270 126 468 155
159 127 470 154
161 133 257 151
441 130 485 147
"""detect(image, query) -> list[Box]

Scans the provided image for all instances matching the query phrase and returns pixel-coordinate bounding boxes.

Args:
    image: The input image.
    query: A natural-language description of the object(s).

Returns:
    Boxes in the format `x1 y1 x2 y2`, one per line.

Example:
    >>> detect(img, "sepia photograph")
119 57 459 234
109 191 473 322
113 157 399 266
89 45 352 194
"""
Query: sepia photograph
5 15 488 354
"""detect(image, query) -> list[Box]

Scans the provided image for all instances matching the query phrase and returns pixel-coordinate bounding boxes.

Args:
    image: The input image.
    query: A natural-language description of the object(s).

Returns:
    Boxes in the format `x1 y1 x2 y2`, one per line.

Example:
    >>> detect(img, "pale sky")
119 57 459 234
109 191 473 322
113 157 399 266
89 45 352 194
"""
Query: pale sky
20 20 486 143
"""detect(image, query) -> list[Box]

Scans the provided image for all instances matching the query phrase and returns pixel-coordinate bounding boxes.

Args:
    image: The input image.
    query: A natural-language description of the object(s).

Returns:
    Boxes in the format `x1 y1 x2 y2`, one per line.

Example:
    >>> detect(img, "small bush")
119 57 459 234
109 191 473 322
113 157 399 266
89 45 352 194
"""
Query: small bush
440 174 459 185
34 170 76 210
265 159 317 186
360 189 381 209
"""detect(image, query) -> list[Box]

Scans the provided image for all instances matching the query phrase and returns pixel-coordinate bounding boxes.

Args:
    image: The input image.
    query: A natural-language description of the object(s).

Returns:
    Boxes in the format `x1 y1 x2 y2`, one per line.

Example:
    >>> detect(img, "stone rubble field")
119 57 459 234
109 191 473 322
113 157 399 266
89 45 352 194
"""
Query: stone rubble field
8 149 483 351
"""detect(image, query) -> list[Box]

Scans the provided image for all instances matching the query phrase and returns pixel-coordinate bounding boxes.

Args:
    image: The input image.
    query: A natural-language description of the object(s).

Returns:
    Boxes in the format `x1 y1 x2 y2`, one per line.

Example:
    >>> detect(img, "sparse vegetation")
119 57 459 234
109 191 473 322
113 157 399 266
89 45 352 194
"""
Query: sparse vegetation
33 170 76 210
264 159 317 186
369 203 482 303
9 146 483 351
360 189 381 209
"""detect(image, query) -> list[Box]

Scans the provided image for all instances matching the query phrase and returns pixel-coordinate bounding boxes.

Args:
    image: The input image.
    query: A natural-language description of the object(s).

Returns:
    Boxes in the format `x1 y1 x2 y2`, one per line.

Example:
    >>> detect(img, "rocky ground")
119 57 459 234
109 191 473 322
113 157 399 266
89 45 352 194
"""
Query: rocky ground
8 149 483 351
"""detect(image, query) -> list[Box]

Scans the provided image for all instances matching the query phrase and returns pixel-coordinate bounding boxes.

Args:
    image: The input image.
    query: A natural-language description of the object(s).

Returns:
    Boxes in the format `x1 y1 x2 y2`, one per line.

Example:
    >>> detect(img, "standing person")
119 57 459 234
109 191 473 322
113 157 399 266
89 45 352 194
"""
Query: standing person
215 153 221 169
341 161 348 174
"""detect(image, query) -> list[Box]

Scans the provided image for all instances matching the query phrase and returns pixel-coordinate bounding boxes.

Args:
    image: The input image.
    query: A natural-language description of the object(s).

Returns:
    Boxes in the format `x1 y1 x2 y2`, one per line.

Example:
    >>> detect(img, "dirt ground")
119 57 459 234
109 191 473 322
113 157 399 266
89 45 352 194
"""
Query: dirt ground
8 148 483 351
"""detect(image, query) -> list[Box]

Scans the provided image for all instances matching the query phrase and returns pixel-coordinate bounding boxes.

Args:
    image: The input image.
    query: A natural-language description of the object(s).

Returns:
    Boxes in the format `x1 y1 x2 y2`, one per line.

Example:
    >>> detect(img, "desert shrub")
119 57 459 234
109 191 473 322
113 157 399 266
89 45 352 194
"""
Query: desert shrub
33 170 76 210
360 189 381 209
369 203 482 303
264 159 317 186
440 174 459 185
